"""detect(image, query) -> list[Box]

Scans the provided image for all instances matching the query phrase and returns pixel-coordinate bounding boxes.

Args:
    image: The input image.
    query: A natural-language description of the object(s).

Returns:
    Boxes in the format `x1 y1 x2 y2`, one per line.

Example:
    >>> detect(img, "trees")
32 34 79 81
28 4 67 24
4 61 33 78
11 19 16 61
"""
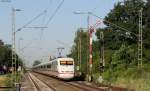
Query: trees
69 1 150 85
92 1 150 88
95 0 150 65
68 29 89 74
0 39 23 72
32 60 41 66
0 40 12 67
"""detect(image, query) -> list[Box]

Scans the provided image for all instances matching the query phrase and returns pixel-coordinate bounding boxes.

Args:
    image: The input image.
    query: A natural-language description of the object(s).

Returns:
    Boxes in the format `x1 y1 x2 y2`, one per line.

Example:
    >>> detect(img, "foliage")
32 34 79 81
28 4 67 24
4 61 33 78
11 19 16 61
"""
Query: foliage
0 39 23 69
68 29 89 74
32 60 41 66
69 1 150 89
96 0 150 89
95 0 150 68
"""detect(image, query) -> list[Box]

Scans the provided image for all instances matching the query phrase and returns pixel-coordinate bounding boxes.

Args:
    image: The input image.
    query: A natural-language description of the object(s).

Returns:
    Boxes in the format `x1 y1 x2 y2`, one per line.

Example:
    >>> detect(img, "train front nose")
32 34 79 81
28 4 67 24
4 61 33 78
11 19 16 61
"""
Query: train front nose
58 73 74 80
58 70 74 79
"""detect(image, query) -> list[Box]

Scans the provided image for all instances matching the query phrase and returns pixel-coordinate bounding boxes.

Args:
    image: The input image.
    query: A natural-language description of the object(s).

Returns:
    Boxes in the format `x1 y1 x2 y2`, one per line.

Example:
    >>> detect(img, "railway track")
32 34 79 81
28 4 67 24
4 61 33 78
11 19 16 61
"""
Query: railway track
67 81 108 91
31 72 84 91
28 72 54 91
31 71 110 91
32 71 134 91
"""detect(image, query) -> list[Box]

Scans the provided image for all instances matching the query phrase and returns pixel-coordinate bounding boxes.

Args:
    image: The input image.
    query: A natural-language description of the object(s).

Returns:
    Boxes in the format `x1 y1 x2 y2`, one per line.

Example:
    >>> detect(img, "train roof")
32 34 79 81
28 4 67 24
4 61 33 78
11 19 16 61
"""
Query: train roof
33 60 52 68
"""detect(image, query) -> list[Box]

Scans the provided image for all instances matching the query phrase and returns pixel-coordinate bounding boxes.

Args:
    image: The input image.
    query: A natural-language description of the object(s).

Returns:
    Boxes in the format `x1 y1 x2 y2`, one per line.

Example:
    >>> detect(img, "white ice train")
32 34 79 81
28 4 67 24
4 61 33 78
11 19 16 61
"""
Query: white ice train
32 57 74 80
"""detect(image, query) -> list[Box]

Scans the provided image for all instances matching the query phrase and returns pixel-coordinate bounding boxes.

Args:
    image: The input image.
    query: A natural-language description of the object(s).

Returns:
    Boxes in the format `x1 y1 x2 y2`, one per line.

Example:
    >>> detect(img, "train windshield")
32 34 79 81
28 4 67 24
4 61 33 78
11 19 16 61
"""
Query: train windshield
60 61 73 65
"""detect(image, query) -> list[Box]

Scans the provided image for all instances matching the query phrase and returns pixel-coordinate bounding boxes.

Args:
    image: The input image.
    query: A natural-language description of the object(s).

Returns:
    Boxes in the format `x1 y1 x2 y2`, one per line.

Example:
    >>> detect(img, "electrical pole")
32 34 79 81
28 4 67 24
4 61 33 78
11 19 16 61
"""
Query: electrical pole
87 14 91 81
79 30 82 74
89 27 94 82
57 47 64 57
77 31 80 71
100 31 105 73
138 8 143 68
12 7 17 83
77 33 80 71
18 38 23 66
88 19 102 82
73 11 91 81
12 8 22 84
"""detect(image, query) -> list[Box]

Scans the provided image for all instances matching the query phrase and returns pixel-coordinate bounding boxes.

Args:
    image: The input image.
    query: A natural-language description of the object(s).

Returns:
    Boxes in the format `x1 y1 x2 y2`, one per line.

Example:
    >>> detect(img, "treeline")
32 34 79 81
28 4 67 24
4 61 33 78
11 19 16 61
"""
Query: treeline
0 39 23 74
68 0 150 89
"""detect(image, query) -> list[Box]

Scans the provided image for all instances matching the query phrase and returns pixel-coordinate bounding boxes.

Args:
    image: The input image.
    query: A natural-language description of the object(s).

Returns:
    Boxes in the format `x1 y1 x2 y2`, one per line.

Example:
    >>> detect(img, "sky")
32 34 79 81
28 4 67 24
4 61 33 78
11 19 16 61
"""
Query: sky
0 0 123 67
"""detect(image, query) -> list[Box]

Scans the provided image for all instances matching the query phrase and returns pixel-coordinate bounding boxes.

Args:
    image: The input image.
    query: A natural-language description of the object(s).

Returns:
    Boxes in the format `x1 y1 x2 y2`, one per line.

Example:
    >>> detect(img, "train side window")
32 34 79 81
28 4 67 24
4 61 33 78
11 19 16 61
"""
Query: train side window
45 65 47 69
47 64 51 68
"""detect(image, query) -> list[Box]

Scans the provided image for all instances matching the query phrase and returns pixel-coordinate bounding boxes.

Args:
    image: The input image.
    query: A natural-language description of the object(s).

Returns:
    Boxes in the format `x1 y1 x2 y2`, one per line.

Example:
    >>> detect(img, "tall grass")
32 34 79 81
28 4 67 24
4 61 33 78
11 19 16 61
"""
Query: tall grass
92 64 150 91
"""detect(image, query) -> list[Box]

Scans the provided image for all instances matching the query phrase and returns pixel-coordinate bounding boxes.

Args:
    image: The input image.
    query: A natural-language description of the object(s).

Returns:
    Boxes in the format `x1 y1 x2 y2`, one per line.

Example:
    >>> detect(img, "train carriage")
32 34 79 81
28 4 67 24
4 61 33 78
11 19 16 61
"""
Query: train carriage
33 57 74 80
